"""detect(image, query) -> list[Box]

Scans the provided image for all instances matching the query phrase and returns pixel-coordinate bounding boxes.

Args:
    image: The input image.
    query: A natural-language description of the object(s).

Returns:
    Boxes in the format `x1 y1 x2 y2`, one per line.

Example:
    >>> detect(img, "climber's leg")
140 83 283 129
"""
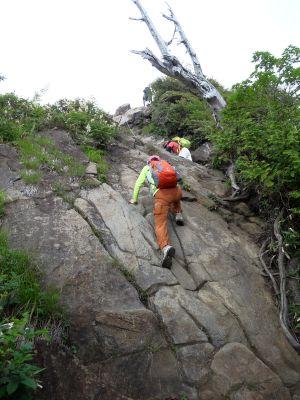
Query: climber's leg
153 196 170 250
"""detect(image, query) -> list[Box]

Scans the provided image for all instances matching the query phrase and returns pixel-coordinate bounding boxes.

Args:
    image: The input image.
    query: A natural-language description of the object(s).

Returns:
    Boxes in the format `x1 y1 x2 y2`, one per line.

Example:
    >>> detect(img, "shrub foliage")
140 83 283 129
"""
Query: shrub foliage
0 231 62 399
0 95 115 148
211 45 300 201
146 77 219 147
211 45 300 334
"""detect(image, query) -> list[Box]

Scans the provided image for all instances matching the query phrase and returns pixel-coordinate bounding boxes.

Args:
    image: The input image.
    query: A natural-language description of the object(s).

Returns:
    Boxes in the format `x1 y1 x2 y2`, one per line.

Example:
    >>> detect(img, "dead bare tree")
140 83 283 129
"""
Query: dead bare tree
130 1 242 194
130 0 226 125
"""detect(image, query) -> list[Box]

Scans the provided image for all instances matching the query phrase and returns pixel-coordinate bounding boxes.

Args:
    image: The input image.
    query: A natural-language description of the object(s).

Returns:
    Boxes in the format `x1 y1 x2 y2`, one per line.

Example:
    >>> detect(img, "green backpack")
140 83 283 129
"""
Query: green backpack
179 138 191 148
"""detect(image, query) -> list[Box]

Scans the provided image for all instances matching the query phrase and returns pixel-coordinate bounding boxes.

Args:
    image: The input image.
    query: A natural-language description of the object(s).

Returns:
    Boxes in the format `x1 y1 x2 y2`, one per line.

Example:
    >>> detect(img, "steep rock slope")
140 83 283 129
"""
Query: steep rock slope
0 129 299 400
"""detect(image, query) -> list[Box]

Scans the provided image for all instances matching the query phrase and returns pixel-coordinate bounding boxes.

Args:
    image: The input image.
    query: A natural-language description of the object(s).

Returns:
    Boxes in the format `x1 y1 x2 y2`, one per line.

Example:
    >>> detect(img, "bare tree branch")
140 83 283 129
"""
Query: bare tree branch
274 211 300 350
226 163 240 192
131 0 170 57
166 26 177 46
129 17 145 21
163 4 204 77
130 0 226 119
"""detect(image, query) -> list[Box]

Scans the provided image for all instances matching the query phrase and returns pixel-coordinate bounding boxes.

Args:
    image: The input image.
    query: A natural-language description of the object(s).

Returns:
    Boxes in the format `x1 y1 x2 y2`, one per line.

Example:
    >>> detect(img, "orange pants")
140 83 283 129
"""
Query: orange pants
153 187 182 249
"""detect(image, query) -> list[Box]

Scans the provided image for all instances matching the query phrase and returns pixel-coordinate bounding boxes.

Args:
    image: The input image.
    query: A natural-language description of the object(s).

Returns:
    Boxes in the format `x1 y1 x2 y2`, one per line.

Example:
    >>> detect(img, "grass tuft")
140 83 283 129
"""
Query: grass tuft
81 145 108 183
20 169 42 184
0 230 62 321
0 191 5 217
18 134 86 184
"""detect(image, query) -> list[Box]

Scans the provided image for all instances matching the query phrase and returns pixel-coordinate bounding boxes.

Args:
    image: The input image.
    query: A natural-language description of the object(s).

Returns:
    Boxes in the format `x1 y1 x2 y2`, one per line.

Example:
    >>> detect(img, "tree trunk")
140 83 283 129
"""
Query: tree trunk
130 0 226 122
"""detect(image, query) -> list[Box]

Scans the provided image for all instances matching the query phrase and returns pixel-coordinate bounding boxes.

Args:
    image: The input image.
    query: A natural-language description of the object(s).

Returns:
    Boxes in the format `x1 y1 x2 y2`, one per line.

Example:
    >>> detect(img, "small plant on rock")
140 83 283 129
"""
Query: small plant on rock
0 313 47 399
81 146 108 183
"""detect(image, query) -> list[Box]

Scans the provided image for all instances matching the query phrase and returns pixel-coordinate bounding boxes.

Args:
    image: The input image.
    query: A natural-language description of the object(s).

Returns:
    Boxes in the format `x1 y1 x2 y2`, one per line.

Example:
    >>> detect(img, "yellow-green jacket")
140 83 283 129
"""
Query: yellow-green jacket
132 165 158 202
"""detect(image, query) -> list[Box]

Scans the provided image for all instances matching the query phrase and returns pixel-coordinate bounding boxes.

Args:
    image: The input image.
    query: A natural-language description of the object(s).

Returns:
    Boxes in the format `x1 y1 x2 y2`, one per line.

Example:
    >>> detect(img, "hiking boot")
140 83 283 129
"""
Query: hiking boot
175 212 184 226
161 245 175 269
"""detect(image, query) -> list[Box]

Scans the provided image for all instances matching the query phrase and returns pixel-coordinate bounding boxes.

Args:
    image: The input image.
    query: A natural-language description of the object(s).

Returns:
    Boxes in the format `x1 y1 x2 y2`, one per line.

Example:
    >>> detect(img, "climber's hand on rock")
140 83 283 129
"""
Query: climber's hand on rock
129 199 138 205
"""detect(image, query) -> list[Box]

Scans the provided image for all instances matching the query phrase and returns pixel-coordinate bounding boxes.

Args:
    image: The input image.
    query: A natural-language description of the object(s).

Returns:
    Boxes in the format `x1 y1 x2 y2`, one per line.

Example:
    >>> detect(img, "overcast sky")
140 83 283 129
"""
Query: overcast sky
1 0 299 114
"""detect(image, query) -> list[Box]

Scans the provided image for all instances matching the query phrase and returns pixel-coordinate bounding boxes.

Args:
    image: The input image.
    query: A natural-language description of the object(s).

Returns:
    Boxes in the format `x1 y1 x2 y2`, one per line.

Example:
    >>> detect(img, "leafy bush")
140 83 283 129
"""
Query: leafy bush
0 119 21 143
211 45 300 205
47 98 116 148
0 94 47 143
210 46 300 338
0 314 47 399
0 231 63 399
0 95 116 149
150 77 191 101
148 77 217 147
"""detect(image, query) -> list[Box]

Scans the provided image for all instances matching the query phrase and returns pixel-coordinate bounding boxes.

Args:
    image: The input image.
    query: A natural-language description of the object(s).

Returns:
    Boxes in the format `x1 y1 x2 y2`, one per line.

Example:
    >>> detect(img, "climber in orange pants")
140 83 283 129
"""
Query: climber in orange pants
129 155 184 268
153 186 183 249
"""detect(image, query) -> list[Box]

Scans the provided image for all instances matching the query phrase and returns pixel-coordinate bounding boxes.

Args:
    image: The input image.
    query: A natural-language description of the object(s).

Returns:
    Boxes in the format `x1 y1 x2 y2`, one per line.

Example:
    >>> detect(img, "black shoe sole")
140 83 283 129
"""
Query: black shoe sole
176 220 184 226
162 247 175 269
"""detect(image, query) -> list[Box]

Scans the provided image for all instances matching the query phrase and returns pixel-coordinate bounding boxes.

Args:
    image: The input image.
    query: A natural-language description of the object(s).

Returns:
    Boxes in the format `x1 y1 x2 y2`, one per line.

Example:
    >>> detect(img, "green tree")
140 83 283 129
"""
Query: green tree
212 45 300 201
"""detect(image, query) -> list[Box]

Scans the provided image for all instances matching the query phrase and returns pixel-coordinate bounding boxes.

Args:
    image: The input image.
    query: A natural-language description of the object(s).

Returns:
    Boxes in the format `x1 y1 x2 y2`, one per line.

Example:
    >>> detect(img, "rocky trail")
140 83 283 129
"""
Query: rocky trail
0 128 300 400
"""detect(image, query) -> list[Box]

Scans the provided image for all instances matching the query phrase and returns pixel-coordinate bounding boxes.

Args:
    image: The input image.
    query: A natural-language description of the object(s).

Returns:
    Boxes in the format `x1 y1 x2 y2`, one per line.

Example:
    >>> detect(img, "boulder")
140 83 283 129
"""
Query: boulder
209 343 291 399
85 162 98 175
115 103 131 116
192 142 214 163
113 106 151 127
177 343 214 385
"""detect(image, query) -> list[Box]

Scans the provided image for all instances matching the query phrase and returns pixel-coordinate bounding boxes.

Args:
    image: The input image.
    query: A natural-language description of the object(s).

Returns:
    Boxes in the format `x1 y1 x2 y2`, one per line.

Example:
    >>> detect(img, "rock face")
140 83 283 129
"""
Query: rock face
113 106 151 127
115 103 131 116
1 129 300 400
192 142 214 164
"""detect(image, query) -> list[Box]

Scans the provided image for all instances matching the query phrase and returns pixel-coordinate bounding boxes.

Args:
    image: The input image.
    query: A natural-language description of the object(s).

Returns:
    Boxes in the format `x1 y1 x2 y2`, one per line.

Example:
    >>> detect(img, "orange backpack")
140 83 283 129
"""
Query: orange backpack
149 160 179 189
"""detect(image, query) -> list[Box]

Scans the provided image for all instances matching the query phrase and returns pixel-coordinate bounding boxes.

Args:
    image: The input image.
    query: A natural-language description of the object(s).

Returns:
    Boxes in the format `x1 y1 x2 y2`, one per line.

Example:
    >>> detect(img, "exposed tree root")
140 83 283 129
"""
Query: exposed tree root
273 211 300 351
221 193 250 202
259 239 279 297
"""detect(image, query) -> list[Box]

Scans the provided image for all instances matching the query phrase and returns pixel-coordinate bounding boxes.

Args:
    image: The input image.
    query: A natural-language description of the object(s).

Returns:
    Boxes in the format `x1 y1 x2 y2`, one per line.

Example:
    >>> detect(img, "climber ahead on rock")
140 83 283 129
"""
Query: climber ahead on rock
178 145 193 162
163 137 193 161
163 139 180 154
129 155 184 269
143 85 152 106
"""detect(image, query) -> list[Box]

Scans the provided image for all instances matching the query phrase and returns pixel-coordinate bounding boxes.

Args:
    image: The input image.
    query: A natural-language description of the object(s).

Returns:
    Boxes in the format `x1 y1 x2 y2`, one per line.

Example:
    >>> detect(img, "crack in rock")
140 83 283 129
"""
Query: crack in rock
178 302 213 346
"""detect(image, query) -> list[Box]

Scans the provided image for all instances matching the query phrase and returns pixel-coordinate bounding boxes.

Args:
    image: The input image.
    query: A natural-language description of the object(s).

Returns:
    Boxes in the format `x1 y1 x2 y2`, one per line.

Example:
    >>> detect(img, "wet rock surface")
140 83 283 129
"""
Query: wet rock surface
1 130 299 399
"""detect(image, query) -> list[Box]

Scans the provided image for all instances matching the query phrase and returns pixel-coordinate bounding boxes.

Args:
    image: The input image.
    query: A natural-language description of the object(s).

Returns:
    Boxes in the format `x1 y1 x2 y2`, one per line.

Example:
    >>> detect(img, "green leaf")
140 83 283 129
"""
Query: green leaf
289 191 300 199
21 377 37 389
6 380 19 395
